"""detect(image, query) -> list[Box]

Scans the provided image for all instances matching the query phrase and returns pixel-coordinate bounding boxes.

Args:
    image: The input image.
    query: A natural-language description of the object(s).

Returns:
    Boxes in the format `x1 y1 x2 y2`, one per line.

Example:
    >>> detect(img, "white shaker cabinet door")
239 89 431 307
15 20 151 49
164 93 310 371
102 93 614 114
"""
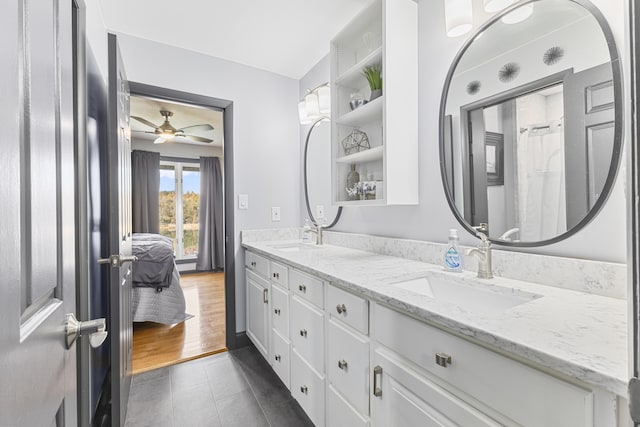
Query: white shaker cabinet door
246 270 270 360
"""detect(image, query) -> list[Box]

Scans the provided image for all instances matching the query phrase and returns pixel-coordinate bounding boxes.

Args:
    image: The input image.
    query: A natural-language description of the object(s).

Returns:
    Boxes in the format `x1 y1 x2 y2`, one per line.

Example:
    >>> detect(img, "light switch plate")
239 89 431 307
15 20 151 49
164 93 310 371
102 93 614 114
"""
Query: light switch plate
238 194 249 210
271 207 281 222
316 205 325 219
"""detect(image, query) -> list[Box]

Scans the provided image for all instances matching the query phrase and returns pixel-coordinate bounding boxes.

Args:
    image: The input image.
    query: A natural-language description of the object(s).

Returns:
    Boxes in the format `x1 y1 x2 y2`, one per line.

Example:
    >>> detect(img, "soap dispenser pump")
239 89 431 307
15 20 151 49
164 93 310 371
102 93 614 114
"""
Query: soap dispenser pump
444 229 463 272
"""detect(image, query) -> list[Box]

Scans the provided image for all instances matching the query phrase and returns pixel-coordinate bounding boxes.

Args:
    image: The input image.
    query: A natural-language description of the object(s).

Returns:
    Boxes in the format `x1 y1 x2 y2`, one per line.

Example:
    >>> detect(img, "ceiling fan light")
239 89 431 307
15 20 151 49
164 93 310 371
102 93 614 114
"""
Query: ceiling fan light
317 85 331 116
483 0 514 13
445 0 473 38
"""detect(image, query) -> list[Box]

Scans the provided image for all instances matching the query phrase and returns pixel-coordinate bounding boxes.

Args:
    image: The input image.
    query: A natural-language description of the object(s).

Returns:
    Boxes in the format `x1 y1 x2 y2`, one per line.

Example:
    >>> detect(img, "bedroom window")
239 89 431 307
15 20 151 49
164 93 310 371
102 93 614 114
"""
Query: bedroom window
159 161 201 260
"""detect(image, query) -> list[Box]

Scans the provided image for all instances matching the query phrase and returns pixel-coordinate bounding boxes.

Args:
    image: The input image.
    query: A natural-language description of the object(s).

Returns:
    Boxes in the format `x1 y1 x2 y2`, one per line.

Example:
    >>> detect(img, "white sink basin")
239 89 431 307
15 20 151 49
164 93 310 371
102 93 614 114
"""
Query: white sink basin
268 243 322 252
391 275 541 314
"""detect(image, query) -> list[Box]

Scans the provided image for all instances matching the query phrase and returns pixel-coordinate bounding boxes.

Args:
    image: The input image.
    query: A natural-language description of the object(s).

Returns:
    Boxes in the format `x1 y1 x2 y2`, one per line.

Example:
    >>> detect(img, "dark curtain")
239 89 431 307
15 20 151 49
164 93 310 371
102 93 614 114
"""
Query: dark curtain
197 156 224 270
132 150 160 233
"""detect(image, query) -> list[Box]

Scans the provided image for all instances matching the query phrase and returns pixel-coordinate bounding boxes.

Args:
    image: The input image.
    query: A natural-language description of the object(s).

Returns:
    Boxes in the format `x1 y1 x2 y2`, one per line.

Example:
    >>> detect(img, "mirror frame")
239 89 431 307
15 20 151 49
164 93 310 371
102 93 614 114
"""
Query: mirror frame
438 0 624 247
304 117 343 228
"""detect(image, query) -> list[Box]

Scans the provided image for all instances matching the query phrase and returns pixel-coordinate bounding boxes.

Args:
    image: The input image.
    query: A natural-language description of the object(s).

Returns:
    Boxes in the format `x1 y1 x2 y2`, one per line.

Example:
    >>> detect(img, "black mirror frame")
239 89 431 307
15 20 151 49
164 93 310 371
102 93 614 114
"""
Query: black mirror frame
438 0 624 247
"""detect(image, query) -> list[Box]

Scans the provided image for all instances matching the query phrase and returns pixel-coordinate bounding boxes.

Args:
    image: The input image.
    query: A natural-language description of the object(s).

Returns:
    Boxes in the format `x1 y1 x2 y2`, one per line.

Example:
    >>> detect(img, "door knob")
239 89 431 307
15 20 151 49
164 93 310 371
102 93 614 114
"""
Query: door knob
97 254 137 268
65 313 108 349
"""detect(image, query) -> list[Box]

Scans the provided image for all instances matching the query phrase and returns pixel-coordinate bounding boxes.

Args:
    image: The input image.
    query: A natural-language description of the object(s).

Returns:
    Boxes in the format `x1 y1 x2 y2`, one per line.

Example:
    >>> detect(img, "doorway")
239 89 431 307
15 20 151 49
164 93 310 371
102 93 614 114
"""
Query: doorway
127 83 237 373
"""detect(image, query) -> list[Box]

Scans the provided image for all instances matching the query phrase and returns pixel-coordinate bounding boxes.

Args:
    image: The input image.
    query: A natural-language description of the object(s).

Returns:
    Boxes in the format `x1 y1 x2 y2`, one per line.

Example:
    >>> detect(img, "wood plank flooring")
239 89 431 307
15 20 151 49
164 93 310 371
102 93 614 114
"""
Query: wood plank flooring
132 271 226 374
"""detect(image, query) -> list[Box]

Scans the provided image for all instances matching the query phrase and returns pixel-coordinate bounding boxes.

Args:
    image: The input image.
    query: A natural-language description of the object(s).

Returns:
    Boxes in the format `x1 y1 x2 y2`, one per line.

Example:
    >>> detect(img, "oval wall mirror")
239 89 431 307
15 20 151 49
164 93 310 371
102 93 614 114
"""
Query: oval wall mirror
439 0 622 246
305 118 342 228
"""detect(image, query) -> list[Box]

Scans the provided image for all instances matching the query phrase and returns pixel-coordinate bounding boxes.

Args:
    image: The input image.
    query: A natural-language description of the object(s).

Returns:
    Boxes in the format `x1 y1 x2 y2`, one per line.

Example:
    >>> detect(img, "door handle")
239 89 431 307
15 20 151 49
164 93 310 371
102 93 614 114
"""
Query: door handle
373 365 383 397
97 254 137 268
65 313 108 349
263 288 268 303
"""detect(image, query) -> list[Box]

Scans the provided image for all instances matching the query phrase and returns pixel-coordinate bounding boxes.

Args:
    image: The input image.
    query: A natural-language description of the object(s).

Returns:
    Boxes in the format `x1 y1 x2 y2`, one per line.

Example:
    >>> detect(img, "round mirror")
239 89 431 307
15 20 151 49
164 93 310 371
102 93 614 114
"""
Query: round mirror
439 0 622 246
305 118 342 227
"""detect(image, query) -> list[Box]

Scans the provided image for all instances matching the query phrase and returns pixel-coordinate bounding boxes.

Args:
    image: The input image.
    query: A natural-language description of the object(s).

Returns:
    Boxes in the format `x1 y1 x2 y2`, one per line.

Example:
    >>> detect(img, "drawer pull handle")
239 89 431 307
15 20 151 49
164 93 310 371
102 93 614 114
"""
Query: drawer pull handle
263 288 268 304
275 354 281 362
299 329 307 338
435 352 452 368
298 284 306 293
338 360 348 370
336 303 347 314
251 261 256 267
273 272 280 279
274 308 281 315
373 365 383 397
300 385 308 394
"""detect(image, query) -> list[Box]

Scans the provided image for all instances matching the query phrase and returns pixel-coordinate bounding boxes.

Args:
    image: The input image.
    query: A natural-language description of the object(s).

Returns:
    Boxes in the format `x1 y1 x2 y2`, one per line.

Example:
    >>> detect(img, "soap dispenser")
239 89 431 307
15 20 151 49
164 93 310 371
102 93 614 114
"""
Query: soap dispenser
302 219 312 243
444 229 463 272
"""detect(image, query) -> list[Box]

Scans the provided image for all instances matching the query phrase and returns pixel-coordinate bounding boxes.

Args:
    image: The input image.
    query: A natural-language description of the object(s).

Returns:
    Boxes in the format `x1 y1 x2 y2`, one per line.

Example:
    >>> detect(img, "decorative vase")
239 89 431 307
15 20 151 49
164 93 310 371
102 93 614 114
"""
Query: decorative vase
370 89 382 101
346 164 360 200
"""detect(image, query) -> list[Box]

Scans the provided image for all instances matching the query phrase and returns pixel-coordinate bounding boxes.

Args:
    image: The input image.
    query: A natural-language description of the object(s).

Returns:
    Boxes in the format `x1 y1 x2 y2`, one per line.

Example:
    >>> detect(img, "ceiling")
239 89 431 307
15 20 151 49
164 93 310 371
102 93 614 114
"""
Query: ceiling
97 0 372 79
130 95 224 147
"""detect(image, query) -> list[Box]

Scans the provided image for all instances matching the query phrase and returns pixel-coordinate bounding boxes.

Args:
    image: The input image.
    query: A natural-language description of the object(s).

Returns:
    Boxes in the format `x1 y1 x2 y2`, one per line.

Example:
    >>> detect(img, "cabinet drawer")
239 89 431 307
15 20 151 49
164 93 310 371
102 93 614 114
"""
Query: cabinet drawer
328 285 369 335
291 296 325 374
270 261 289 289
374 304 594 427
291 269 324 308
245 251 269 278
327 385 369 427
291 350 325 427
271 329 290 390
327 319 370 416
271 283 289 337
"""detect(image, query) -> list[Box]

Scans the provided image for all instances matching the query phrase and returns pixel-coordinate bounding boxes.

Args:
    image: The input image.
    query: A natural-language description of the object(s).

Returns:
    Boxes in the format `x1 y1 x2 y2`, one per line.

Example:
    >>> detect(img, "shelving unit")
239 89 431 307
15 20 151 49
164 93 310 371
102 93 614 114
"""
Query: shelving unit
330 0 419 206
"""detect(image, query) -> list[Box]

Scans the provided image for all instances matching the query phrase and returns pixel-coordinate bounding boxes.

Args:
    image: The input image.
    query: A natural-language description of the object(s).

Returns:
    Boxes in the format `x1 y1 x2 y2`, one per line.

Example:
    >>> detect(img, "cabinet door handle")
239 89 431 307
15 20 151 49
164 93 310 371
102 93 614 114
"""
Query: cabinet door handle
435 352 452 368
338 359 348 370
298 284 306 293
274 308 280 315
299 329 307 338
272 272 279 279
300 385 308 394
263 288 268 303
251 261 256 267
336 303 347 314
275 354 281 362
373 365 383 397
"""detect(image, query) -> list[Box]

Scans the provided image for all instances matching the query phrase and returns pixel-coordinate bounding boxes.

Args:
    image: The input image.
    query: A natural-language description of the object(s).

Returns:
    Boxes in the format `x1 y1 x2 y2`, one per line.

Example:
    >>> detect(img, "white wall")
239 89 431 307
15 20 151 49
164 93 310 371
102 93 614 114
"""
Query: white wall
300 0 629 263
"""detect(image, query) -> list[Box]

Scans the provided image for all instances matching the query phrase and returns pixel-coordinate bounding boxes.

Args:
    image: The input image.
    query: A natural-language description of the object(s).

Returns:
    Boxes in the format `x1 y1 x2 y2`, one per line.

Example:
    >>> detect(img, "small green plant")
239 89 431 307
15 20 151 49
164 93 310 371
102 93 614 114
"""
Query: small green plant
362 64 382 91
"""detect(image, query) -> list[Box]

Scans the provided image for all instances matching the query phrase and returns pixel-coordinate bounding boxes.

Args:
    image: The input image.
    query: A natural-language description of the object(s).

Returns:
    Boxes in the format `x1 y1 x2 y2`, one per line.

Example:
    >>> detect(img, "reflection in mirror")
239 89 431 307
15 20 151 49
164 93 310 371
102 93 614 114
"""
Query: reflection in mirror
440 0 621 246
305 118 342 227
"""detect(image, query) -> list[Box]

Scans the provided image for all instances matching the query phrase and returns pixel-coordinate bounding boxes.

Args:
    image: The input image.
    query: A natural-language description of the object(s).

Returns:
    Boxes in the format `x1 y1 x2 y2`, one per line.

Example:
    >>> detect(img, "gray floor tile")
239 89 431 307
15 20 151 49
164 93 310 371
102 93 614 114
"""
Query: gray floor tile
126 376 173 425
215 389 269 427
205 358 250 400
171 360 209 393
131 366 171 386
172 382 221 427
262 398 314 427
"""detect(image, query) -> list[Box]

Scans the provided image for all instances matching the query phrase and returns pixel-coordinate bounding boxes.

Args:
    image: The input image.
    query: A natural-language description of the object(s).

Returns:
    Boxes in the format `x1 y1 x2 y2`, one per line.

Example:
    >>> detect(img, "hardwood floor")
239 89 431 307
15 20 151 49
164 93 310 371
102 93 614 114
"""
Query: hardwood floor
132 271 226 374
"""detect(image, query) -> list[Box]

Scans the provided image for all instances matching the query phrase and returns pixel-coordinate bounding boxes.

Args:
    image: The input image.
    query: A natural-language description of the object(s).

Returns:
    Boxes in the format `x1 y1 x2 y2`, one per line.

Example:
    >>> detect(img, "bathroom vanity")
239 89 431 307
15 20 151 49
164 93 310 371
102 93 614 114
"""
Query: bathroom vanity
242 235 627 426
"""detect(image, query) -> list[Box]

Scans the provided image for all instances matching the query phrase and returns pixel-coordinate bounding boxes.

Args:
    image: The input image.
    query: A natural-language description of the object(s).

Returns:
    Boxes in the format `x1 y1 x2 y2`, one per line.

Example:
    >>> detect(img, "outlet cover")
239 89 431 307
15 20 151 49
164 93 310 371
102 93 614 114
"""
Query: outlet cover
271 206 281 222
238 194 249 210
316 205 325 219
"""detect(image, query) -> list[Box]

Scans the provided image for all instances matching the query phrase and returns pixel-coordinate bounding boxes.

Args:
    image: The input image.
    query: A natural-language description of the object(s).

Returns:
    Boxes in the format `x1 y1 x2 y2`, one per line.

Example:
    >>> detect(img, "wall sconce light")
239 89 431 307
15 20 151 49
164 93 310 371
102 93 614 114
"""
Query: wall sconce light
445 0 473 37
299 83 330 125
483 0 514 13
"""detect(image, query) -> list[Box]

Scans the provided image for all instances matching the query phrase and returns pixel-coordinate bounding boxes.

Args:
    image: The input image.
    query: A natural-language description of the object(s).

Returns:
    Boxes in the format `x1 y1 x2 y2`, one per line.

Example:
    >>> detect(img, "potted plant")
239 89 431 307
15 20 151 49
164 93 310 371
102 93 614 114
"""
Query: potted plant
362 63 382 101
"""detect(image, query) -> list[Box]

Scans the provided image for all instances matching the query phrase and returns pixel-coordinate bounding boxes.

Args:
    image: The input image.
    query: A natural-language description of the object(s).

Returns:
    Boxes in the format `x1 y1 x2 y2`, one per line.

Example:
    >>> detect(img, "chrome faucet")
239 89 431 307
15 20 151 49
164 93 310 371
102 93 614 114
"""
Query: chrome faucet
465 231 493 279
308 224 324 245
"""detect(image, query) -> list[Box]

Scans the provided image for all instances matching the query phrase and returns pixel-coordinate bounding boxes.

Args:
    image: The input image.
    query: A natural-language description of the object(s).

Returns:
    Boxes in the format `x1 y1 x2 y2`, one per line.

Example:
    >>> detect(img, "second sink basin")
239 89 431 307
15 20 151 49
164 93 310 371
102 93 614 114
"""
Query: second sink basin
391 275 542 314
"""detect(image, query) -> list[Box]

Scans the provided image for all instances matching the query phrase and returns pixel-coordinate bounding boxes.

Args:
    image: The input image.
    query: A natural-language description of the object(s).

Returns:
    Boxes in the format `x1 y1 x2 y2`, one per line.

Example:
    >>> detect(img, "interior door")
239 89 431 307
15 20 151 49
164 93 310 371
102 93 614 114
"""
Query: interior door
107 33 134 427
0 0 79 425
564 62 616 229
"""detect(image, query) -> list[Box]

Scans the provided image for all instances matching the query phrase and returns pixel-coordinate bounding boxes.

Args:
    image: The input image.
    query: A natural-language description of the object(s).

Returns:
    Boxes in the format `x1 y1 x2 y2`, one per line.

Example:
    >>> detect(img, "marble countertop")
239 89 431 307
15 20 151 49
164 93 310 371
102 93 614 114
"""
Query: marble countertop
242 240 628 396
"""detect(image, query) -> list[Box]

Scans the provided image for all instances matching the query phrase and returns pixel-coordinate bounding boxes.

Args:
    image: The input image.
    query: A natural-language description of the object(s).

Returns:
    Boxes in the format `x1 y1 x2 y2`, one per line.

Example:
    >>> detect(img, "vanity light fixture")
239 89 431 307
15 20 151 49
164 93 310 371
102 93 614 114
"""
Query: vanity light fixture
501 3 534 24
444 0 473 37
298 83 331 124
483 0 514 13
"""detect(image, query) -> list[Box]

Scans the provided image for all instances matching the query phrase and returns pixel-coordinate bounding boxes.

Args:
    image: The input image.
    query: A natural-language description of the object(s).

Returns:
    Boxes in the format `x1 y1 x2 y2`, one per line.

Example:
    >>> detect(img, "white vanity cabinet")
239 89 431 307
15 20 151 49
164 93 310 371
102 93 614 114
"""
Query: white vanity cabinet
270 260 290 388
246 268 270 360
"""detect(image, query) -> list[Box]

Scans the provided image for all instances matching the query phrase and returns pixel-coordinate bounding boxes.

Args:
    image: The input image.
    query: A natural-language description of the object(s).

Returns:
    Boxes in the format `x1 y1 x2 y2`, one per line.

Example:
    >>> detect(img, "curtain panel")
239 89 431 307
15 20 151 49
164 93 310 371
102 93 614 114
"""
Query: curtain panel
197 156 224 270
132 150 160 234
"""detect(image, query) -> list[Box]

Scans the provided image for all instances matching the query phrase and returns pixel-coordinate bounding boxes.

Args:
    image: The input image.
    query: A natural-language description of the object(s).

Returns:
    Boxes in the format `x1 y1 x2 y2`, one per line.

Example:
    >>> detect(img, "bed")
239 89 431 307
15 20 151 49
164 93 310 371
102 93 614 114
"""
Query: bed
131 233 192 325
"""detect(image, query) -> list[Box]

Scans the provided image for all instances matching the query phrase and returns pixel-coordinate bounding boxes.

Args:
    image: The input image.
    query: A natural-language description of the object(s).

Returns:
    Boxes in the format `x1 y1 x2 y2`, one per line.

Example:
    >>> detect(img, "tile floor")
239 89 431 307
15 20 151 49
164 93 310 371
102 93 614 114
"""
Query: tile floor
125 345 314 427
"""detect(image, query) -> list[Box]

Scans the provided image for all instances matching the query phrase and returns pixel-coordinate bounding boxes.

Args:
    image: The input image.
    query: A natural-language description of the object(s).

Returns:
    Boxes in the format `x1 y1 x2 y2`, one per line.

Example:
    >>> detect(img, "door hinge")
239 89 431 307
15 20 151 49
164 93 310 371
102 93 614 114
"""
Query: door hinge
629 377 640 422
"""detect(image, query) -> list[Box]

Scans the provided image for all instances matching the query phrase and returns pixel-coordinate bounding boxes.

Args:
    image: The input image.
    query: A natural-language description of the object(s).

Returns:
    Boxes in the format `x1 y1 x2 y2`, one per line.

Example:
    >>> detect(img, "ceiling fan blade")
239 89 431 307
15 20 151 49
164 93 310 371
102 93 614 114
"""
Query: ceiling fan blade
132 130 158 134
182 134 213 143
176 124 214 133
131 116 160 129
154 136 170 144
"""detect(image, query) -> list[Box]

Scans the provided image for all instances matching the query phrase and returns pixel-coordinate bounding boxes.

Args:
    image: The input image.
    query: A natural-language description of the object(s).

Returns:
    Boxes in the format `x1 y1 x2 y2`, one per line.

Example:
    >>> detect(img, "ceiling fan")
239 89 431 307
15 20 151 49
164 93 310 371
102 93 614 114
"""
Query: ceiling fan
131 110 214 144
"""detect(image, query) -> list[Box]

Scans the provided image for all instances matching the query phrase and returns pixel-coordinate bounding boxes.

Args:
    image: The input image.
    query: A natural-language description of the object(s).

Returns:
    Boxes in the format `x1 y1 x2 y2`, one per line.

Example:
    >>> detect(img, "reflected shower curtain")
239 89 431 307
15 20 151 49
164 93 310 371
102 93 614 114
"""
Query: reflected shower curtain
516 126 566 241
132 150 160 233
196 156 224 271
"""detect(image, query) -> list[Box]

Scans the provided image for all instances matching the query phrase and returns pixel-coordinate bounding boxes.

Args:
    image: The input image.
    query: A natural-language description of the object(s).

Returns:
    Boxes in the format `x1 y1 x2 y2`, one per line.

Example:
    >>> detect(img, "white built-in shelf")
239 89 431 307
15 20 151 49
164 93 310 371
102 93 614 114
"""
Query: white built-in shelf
335 47 383 88
335 96 383 127
336 145 384 164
